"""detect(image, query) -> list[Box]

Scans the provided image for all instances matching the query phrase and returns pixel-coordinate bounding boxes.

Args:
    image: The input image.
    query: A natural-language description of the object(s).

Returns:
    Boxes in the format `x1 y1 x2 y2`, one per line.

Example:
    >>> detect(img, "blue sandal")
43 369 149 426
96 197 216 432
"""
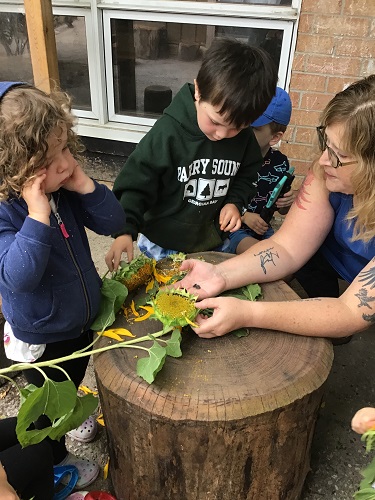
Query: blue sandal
53 464 79 500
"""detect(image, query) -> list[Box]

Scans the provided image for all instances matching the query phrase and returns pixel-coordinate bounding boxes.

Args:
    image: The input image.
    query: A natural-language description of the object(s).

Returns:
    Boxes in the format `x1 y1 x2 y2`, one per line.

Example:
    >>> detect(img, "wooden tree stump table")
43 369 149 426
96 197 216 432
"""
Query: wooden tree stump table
94 252 333 500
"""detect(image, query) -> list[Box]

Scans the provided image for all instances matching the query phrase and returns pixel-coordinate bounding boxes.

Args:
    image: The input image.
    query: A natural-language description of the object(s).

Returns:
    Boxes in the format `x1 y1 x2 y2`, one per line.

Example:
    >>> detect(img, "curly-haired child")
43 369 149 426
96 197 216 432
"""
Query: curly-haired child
0 81 126 491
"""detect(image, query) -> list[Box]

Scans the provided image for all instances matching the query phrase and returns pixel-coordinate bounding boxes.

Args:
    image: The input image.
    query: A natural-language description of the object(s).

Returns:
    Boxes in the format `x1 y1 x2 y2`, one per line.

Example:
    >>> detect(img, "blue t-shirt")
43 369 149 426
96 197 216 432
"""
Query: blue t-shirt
321 192 375 283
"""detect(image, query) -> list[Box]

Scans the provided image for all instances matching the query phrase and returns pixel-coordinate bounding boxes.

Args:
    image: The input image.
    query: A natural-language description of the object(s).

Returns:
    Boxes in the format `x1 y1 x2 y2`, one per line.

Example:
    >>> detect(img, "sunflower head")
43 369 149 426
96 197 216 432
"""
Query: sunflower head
151 288 198 329
112 254 154 291
153 253 186 285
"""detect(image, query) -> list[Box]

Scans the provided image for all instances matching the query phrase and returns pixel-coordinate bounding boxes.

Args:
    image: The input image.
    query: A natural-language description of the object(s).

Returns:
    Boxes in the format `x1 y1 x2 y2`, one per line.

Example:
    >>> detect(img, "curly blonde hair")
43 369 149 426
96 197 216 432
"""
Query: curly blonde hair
318 75 375 242
0 84 83 201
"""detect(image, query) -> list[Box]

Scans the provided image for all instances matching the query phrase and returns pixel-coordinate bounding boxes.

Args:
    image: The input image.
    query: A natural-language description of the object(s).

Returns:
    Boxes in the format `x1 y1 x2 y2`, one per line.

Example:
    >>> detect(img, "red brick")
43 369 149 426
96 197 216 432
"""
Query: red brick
294 126 316 144
291 109 322 127
295 34 334 55
281 143 316 162
298 14 315 34
290 72 327 92
289 90 301 108
326 76 357 93
292 53 306 71
312 16 370 37
344 0 375 17
305 55 361 76
300 92 333 111
301 0 342 15
335 38 375 57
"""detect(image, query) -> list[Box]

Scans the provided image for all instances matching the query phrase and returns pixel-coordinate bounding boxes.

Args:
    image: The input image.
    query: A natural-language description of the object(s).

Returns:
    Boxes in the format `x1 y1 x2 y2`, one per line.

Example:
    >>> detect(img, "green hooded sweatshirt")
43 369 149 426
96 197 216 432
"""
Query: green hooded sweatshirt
113 83 262 253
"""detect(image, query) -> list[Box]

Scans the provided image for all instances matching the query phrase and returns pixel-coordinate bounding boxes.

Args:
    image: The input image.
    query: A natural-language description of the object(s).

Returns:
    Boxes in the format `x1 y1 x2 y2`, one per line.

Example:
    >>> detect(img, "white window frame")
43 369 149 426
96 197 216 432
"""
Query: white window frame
104 10 293 128
2 0 301 143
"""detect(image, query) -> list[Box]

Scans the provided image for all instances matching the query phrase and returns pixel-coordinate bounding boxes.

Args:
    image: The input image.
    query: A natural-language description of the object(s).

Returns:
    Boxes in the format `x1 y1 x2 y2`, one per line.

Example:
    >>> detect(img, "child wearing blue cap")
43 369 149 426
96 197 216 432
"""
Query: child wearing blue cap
222 87 295 254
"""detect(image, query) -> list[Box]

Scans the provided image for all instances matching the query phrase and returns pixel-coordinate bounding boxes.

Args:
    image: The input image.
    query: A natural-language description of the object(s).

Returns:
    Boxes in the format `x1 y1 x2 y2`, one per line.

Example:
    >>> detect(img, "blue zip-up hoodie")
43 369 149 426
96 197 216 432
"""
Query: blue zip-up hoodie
0 181 126 344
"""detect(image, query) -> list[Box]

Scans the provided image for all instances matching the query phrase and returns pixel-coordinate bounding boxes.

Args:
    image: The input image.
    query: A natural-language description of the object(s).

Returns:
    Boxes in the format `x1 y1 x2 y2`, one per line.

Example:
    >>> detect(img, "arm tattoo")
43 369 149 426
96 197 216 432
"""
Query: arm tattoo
254 247 279 274
358 264 375 289
355 288 375 309
295 170 314 210
362 312 375 324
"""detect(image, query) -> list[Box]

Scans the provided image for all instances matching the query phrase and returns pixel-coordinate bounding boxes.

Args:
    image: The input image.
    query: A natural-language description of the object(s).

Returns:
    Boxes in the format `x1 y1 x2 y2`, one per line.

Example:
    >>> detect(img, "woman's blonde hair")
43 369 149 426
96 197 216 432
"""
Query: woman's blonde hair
0 84 83 201
319 74 375 242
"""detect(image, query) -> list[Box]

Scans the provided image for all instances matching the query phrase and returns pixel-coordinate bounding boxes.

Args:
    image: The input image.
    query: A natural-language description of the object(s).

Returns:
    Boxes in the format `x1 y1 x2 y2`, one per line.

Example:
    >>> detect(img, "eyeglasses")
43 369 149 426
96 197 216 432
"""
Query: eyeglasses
316 126 358 169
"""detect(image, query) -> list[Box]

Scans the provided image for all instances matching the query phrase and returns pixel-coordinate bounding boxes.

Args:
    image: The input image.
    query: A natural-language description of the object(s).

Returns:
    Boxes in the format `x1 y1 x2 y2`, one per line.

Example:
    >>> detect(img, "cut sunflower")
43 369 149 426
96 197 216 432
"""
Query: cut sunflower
112 254 154 292
153 253 187 285
150 288 199 329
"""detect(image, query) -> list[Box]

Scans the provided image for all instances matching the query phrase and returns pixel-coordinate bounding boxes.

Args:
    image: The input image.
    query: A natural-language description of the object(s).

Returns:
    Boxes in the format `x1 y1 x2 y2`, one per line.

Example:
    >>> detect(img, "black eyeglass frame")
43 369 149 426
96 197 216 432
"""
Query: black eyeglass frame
316 126 358 169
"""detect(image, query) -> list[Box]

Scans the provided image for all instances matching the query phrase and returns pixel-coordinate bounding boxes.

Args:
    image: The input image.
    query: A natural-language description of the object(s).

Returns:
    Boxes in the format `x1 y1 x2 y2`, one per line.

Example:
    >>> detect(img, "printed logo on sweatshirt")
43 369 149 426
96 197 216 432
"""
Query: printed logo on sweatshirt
179 158 238 206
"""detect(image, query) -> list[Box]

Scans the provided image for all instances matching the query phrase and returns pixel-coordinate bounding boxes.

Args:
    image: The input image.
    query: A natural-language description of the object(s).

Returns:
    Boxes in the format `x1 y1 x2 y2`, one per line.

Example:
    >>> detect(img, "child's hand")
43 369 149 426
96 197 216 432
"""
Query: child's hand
219 203 241 232
105 234 134 271
276 188 295 209
242 211 269 235
351 407 375 434
63 163 95 194
22 169 51 225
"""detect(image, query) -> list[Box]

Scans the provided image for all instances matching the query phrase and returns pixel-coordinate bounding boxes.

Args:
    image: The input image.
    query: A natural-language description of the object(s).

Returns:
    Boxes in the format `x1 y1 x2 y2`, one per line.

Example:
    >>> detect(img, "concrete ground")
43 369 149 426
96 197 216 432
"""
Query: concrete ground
1 152 375 499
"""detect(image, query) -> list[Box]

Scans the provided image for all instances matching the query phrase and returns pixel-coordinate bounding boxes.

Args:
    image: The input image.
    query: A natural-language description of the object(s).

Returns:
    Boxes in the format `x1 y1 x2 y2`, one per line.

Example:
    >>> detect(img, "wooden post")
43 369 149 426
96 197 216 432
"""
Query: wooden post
95 252 334 500
24 0 60 93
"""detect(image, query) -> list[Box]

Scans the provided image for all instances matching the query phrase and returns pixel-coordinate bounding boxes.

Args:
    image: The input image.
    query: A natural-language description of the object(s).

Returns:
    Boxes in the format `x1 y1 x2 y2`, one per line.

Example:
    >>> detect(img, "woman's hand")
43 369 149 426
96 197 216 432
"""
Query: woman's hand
175 259 226 299
192 297 249 338
351 407 375 434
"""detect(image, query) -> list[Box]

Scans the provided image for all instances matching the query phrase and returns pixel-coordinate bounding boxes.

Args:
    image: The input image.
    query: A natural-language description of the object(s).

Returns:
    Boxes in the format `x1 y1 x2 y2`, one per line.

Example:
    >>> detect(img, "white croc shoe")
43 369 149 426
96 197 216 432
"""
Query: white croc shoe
58 453 100 489
67 415 98 443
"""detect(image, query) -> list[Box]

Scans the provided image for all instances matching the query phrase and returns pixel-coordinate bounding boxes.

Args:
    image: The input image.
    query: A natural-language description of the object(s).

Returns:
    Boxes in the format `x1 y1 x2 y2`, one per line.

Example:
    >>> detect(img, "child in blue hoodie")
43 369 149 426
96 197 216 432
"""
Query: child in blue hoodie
0 81 126 491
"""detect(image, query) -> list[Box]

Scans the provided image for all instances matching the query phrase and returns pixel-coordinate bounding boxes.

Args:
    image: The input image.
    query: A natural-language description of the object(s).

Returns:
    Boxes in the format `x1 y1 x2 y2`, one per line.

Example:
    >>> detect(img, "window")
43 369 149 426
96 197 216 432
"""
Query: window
1 0 300 143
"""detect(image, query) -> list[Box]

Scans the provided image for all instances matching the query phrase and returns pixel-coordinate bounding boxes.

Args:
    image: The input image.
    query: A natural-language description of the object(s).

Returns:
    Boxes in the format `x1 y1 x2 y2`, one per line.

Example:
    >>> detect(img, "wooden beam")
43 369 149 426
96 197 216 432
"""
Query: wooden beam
24 0 60 93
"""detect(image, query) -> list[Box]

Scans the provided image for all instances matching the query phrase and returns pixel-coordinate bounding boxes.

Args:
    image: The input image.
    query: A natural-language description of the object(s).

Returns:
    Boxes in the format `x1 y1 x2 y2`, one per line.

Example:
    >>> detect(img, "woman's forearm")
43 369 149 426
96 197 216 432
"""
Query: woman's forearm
218 239 297 290
246 297 365 338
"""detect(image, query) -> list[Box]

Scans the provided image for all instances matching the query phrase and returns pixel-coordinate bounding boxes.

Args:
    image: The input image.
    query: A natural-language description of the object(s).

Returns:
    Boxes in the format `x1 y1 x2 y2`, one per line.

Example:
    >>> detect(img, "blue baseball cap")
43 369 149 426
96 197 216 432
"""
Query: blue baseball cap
0 81 26 101
251 87 292 127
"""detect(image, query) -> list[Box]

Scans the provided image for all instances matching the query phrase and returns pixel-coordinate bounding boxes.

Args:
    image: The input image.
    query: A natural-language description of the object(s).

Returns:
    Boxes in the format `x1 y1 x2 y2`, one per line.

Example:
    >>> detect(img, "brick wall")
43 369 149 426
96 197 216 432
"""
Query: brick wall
281 0 375 188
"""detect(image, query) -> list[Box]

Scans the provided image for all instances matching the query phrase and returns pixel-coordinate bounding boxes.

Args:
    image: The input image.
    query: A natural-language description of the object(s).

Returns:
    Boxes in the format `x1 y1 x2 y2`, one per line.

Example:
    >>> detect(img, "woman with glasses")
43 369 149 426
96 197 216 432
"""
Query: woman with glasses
173 74 375 341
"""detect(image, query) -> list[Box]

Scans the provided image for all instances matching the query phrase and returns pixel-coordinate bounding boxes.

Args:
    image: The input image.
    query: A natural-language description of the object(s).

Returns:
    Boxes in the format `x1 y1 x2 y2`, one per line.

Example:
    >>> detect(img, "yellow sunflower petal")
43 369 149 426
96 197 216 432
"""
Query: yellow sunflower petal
153 267 172 284
130 300 140 317
134 307 154 322
96 414 105 426
139 305 154 313
105 328 136 339
184 316 198 328
99 330 123 341
78 385 98 396
103 459 109 479
145 278 155 293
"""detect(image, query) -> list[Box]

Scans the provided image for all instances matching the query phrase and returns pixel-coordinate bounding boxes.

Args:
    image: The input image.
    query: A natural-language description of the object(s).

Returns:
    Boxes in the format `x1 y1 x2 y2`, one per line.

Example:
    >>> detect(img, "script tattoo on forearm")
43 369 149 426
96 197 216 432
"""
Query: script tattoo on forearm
295 170 314 210
254 247 279 274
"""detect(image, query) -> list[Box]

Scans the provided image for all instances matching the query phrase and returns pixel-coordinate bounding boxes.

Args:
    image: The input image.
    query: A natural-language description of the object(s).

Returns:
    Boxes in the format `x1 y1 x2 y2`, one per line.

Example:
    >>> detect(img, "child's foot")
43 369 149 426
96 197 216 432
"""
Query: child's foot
58 452 100 489
67 415 98 443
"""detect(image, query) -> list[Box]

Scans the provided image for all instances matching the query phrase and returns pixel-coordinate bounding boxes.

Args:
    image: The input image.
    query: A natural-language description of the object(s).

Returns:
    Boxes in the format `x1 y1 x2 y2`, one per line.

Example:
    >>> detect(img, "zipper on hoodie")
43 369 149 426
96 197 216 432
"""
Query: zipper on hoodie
50 193 91 331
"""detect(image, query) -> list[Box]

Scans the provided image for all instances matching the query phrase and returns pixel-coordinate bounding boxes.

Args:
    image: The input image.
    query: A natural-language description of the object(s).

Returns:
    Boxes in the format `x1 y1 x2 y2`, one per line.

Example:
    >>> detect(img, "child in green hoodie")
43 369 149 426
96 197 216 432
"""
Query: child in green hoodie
106 38 278 267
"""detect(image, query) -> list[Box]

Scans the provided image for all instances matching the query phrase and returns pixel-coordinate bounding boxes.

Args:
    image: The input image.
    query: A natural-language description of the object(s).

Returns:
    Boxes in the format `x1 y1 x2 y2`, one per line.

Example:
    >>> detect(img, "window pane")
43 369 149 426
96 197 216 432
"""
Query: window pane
0 12 33 84
111 19 284 118
54 15 91 111
0 13 91 111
